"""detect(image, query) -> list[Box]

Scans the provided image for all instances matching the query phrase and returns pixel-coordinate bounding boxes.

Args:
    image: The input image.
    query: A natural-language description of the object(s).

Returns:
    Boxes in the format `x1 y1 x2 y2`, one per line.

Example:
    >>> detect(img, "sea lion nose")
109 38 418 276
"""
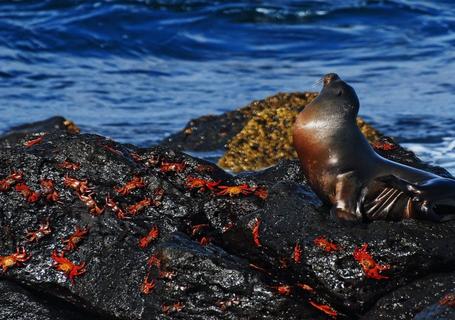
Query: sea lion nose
323 73 340 87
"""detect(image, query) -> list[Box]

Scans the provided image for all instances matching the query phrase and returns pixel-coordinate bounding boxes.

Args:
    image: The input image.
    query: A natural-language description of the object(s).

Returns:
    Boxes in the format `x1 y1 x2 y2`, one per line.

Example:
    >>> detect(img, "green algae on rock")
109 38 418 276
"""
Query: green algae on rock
218 93 383 173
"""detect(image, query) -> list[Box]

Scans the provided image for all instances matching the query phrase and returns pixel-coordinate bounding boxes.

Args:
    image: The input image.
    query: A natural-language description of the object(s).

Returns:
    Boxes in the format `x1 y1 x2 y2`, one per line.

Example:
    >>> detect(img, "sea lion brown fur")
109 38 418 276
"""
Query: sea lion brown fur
292 73 455 222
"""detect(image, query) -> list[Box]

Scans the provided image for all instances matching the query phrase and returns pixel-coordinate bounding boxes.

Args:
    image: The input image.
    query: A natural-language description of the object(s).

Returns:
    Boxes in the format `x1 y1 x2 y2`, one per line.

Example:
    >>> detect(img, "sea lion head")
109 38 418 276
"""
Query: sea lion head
308 73 360 119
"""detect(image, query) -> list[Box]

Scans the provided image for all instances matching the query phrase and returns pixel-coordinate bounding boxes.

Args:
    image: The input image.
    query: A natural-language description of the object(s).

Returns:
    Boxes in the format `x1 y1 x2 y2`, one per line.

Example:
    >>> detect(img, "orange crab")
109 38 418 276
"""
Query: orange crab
15 183 40 203
0 247 31 272
63 176 92 194
51 250 86 284
105 195 127 219
314 236 339 252
0 171 23 192
62 226 89 251
160 162 186 173
139 225 159 249
57 160 80 171
252 218 261 247
292 242 302 264
186 176 220 192
353 243 390 280
77 193 104 216
216 184 255 197
141 273 156 294
114 176 145 196
40 179 60 203
26 219 52 242
309 300 338 318
24 134 46 147
272 284 292 296
128 198 153 216
162 302 184 315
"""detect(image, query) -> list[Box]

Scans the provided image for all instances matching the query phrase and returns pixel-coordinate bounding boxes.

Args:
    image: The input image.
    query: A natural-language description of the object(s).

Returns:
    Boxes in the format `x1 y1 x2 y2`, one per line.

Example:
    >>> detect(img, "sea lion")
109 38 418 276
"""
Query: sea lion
292 73 455 222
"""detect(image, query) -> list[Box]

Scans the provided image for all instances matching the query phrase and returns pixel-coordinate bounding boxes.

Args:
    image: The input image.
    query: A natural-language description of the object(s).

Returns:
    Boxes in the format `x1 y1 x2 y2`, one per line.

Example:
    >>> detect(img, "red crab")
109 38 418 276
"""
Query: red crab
57 160 80 171
199 236 212 246
186 176 220 192
128 198 153 216
105 195 127 219
0 171 23 192
162 302 184 315
252 186 268 200
439 293 455 307
51 250 86 285
146 254 161 268
114 176 145 196
252 218 261 247
40 179 60 203
158 270 176 280
216 184 254 197
62 226 89 251
103 144 123 156
309 300 338 318
141 273 156 294
353 243 390 280
372 139 398 151
24 134 46 147
26 219 52 242
139 225 159 249
15 183 40 203
63 176 92 194
217 296 240 311
249 263 271 276
195 164 214 173
292 242 302 264
314 236 339 252
145 155 161 167
160 162 186 173
160 161 186 173
130 152 143 163
272 284 292 296
191 224 209 236
153 187 165 202
0 247 31 272
297 283 314 292
77 193 104 216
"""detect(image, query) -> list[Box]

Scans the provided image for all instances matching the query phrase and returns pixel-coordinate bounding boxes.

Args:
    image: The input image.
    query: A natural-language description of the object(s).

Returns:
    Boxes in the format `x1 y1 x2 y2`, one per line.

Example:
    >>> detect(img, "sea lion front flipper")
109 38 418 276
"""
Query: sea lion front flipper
331 171 363 221
376 175 455 201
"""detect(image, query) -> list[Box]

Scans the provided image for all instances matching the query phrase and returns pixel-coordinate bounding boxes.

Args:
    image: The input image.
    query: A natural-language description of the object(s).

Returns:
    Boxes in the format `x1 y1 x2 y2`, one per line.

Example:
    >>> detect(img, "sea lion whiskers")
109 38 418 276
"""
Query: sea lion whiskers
312 77 324 88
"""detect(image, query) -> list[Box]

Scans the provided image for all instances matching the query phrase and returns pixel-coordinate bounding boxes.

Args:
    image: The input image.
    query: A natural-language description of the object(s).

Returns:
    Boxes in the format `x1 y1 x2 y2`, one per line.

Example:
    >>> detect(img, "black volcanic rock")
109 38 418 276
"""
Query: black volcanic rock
0 122 455 320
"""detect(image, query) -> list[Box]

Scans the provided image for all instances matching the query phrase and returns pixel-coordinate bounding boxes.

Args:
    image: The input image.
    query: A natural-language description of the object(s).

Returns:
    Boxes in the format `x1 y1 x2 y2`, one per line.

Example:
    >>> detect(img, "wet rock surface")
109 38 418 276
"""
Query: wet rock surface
0 117 454 320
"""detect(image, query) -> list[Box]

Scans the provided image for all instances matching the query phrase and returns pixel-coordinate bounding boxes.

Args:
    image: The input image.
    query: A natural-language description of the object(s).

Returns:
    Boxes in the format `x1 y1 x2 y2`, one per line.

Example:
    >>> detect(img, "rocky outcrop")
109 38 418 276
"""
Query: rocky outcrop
1 117 454 319
160 91 384 173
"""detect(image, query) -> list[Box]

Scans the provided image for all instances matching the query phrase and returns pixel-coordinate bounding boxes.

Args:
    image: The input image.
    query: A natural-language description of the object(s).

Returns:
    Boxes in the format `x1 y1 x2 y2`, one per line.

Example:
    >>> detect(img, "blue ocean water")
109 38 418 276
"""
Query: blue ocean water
0 0 454 172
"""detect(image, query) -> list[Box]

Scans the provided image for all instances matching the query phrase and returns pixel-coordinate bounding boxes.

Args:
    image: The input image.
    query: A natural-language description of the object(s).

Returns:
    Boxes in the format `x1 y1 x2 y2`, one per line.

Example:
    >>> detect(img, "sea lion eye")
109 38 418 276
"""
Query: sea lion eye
337 89 343 96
